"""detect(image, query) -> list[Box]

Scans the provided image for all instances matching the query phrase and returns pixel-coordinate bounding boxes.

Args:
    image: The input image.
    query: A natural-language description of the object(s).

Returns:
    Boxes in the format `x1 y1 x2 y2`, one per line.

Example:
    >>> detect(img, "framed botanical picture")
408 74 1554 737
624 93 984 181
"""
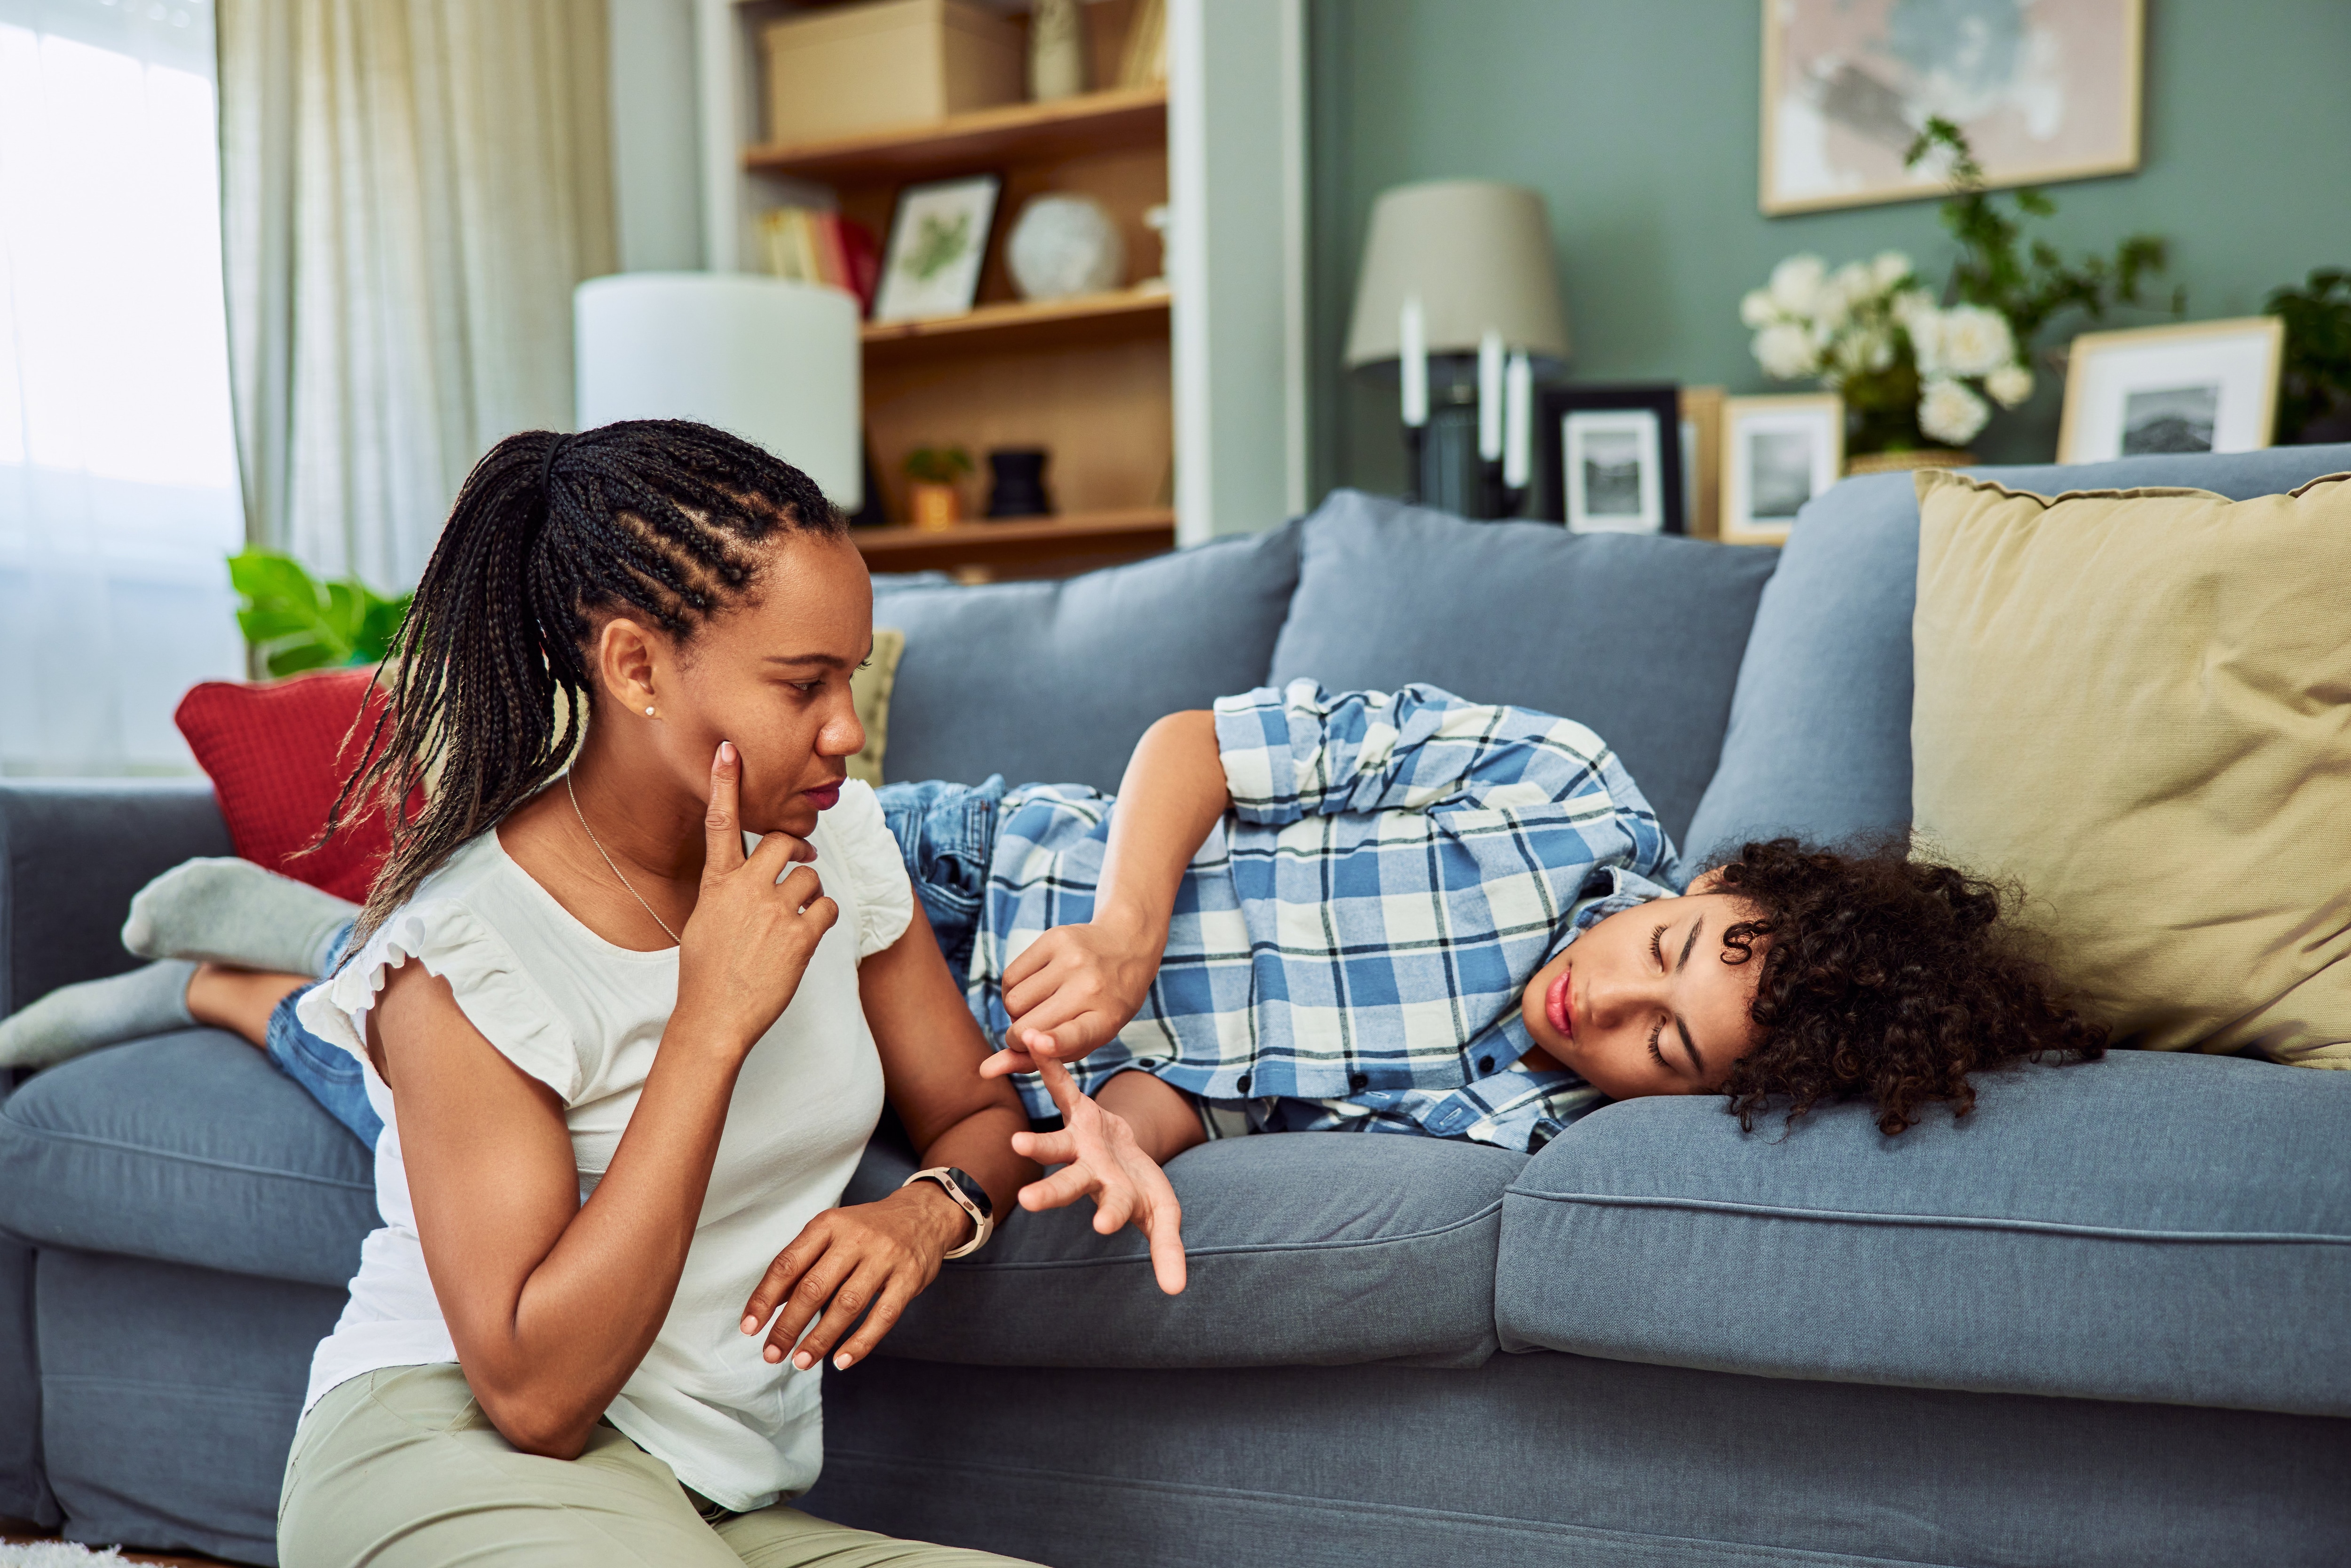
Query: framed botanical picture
1678 386 1726 540
872 174 1001 323
1722 394 1844 545
1538 384 1685 535
1759 0 2144 216
2056 317 2285 464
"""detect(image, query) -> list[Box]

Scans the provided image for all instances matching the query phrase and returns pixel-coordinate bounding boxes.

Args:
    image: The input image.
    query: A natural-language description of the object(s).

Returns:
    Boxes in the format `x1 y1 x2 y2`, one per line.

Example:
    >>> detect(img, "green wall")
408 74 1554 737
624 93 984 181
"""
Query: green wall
1308 0 2351 497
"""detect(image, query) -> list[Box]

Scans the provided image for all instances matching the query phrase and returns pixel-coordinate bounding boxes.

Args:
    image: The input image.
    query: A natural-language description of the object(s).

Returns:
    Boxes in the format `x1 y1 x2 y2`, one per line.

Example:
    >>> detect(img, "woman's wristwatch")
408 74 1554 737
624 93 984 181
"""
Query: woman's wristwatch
901 1166 994 1259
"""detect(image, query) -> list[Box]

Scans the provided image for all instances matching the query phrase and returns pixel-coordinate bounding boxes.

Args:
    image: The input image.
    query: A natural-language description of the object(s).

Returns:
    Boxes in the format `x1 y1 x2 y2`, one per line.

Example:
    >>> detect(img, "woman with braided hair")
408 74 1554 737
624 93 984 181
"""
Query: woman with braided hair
258 420 1045 1566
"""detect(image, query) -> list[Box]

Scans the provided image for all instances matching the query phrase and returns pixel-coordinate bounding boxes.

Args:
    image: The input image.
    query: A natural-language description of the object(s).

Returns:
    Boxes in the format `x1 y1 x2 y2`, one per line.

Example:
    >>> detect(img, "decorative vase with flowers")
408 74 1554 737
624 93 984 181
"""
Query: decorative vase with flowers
1743 120 2176 467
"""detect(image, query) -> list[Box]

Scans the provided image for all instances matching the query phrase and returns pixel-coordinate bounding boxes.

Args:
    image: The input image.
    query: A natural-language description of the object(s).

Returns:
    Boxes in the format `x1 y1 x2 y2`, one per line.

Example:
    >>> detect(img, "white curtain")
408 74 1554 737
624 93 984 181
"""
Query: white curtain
0 0 248 775
218 0 615 590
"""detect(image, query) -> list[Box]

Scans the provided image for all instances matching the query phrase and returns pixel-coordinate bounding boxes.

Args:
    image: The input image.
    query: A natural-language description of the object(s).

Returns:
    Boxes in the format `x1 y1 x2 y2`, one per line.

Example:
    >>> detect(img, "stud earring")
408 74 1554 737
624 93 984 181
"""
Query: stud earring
645 705 656 718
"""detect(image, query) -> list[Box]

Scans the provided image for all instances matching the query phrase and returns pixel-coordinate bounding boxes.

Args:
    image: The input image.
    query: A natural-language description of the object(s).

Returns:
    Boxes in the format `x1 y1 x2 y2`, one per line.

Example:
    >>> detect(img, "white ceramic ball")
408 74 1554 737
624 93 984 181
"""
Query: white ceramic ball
1007 195 1125 302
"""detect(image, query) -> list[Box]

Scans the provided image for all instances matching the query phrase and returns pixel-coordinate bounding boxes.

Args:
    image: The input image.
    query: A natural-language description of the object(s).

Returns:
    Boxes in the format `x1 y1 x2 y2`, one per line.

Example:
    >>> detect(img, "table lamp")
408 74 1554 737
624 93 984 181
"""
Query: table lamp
575 272 862 510
1344 181 1568 516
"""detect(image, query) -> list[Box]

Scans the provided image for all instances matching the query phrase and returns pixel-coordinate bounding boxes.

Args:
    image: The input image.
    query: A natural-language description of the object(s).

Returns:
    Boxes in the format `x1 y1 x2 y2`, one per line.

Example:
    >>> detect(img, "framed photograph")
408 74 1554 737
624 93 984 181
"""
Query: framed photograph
1722 394 1844 545
1538 384 1684 535
872 174 1001 323
2056 316 2285 464
1759 0 2143 216
1678 386 1726 541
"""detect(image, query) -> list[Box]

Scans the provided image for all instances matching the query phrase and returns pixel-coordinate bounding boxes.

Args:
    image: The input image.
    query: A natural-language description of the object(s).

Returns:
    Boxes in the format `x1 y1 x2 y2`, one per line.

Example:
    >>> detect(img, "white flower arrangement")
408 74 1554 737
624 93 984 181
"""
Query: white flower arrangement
1742 251 2036 452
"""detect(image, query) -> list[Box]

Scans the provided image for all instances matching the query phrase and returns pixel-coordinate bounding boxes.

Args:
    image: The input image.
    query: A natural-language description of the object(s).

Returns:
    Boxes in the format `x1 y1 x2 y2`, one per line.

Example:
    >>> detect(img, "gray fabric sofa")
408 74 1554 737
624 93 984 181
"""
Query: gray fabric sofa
3 446 2348 1567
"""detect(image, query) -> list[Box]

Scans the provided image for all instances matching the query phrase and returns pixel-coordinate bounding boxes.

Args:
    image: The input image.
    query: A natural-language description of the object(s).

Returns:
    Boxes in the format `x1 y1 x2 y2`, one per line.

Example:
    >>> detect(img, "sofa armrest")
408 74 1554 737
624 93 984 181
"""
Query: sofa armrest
0 780 231 1023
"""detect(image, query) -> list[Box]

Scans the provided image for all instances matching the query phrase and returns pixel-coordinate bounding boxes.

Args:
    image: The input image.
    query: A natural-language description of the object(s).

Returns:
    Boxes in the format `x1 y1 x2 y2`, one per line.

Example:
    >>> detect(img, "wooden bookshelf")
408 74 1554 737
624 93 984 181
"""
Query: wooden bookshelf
742 1 1173 574
745 85 1167 186
853 508 1174 576
861 289 1168 360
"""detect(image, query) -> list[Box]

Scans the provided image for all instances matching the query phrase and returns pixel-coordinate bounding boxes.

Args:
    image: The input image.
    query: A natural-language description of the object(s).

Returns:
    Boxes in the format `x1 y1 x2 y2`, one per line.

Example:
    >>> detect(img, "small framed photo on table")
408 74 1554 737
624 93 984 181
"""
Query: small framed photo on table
873 174 1002 323
1721 394 1844 545
1538 384 1684 535
2056 317 2284 463
1678 386 1726 540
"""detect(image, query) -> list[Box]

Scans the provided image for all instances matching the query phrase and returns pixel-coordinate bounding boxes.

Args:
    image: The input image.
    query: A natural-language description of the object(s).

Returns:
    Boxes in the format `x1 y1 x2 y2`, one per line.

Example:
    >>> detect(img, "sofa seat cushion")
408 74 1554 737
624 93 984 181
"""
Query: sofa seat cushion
874 523 1302 792
1496 1050 2351 1417
1680 442 2351 863
846 1125 1525 1370
0 1029 376 1290
1264 490 1778 848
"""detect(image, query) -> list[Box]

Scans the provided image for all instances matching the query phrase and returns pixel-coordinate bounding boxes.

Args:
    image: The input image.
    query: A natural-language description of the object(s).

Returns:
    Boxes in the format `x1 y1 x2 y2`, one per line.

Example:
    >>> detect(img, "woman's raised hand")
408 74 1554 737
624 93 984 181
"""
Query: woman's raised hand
1010 1060 1186 1295
675 741 837 1056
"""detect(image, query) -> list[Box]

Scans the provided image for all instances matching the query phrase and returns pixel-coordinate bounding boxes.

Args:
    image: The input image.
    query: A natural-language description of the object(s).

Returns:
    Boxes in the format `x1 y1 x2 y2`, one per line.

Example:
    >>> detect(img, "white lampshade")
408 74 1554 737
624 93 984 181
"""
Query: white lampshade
1343 181 1569 367
575 272 862 509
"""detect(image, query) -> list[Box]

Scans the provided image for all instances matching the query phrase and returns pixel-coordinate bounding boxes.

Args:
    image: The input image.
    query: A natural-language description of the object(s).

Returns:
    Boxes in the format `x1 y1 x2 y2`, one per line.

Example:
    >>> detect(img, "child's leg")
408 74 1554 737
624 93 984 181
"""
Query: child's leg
0 958 197 1069
1094 1070 1208 1166
123 857 358 975
875 777 1010 982
186 964 382 1145
258 987 384 1146
184 963 312 1044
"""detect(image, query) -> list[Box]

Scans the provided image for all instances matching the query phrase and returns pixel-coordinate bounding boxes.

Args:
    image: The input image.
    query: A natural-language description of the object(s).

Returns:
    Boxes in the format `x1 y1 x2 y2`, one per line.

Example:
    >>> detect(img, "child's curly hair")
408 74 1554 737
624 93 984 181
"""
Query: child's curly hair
1706 838 2106 1135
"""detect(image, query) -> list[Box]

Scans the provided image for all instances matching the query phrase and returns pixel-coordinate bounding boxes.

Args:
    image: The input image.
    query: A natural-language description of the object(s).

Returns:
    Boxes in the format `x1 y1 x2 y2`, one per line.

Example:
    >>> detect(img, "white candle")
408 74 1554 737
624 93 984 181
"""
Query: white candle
1399 296 1427 428
1477 330 1504 460
1503 351 1532 489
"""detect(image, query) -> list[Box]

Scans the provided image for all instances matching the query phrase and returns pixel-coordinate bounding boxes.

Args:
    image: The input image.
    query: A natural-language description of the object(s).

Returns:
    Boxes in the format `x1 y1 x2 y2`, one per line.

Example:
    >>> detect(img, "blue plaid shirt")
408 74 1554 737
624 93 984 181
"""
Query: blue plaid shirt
971 681 1680 1152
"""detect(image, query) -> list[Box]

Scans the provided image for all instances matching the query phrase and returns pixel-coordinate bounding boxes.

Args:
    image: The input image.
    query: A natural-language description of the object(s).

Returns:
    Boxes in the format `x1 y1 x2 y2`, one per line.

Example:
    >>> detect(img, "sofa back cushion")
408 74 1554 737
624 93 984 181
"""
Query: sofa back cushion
1912 468 2351 1066
1264 491 1778 847
873 525 1302 791
1680 442 2351 866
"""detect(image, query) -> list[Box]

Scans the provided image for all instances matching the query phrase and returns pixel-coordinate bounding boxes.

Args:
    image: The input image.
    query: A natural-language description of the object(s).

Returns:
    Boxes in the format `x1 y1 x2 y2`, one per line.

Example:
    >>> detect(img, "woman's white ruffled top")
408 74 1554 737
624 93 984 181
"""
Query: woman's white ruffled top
295 780 913 1512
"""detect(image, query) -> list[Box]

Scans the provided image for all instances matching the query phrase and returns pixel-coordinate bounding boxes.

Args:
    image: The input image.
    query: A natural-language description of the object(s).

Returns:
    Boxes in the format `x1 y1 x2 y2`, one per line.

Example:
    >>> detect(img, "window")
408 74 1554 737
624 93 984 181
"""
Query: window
0 0 244 774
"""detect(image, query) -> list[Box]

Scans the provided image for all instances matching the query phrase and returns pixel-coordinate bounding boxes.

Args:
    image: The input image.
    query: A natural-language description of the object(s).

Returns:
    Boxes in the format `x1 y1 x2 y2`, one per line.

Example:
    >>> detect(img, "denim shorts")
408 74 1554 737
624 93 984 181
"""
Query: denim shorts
263 918 384 1148
874 777 1009 983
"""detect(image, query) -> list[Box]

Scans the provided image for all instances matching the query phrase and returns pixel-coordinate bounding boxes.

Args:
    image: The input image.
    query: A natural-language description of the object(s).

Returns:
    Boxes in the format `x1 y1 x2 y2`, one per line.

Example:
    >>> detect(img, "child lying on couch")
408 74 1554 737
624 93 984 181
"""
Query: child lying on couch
874 680 2105 1292
0 680 2103 1291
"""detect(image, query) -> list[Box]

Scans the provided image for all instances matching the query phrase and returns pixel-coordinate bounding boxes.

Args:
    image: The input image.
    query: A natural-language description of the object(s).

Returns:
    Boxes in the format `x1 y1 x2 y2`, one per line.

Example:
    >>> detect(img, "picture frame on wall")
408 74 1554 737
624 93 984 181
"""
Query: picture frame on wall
1538 384 1685 535
1759 0 2144 216
2056 316 2285 464
1721 393 1843 545
1678 386 1726 540
872 174 1002 323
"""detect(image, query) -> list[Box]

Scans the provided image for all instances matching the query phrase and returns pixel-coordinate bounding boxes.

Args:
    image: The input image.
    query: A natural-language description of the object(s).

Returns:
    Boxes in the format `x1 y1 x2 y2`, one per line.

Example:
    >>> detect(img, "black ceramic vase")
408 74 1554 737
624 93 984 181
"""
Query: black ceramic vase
984 448 1052 518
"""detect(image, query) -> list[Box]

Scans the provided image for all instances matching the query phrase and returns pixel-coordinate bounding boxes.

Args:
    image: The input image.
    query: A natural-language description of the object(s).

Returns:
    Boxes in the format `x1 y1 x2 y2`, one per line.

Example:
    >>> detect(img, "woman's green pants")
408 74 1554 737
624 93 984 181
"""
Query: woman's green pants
278 1364 1040 1568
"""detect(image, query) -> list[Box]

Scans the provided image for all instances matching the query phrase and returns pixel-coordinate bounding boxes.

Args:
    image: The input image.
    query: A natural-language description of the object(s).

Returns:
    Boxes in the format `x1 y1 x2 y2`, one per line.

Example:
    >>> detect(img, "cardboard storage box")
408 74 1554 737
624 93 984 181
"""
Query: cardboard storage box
762 0 1023 145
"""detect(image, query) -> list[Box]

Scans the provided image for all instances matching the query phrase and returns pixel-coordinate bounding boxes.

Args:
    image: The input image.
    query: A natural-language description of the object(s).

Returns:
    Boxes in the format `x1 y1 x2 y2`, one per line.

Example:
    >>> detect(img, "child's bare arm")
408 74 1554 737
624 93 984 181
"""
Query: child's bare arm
986 710 1229 1073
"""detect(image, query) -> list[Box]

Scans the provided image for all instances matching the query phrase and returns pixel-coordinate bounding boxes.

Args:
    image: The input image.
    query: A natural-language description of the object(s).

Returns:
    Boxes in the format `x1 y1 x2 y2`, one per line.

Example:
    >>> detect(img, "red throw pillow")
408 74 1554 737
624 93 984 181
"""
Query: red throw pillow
174 669 412 905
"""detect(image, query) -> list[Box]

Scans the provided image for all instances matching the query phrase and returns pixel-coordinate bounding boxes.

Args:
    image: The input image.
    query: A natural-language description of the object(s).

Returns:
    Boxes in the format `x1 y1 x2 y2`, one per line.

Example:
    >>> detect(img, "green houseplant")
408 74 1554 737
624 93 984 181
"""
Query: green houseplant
2267 268 2351 444
229 549 411 678
902 444 973 531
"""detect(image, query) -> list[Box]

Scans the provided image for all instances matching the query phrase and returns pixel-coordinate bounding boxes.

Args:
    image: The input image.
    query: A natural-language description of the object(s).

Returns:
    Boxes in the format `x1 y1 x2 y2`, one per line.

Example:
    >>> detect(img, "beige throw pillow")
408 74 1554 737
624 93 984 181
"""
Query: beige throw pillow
1910 468 2351 1068
846 627 906 787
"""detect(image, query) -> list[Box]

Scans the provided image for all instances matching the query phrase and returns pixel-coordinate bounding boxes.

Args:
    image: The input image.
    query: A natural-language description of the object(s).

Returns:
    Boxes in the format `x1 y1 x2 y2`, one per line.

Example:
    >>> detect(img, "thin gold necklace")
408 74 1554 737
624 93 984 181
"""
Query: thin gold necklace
565 771 682 946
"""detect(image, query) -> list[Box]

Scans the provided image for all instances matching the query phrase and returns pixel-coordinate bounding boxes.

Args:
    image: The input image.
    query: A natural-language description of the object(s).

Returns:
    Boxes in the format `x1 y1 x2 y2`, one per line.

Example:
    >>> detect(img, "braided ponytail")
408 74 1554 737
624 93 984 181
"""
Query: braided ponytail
329 418 843 947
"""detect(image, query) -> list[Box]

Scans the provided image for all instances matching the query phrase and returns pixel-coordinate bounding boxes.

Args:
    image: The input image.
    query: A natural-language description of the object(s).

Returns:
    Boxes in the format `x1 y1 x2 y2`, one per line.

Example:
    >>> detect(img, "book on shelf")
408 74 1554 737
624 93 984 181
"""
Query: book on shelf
757 206 880 316
1118 0 1167 87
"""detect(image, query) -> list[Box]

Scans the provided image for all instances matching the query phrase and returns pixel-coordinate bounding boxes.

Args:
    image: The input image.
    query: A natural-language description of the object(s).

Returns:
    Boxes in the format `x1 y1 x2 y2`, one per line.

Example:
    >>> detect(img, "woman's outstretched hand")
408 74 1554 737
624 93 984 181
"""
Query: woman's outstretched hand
675 741 835 1056
1010 1060 1187 1295
982 915 1160 1079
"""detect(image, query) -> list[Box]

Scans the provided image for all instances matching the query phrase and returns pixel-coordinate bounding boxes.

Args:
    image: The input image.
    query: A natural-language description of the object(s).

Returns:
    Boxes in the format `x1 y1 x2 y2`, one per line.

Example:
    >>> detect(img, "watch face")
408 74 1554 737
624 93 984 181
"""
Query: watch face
944 1166 992 1220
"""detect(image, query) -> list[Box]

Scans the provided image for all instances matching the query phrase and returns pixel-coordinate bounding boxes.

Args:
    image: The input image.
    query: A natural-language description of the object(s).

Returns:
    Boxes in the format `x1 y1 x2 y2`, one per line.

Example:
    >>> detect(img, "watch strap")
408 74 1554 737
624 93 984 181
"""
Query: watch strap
902 1166 993 1259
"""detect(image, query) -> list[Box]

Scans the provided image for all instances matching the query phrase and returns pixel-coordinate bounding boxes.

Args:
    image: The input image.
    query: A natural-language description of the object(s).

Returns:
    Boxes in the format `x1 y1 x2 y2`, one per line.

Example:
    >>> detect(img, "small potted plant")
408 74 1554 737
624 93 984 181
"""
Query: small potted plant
903 445 973 531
